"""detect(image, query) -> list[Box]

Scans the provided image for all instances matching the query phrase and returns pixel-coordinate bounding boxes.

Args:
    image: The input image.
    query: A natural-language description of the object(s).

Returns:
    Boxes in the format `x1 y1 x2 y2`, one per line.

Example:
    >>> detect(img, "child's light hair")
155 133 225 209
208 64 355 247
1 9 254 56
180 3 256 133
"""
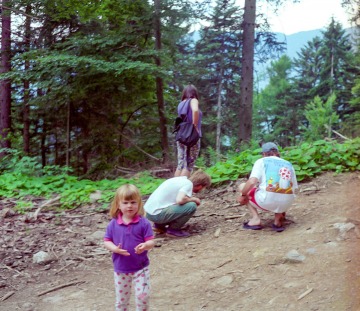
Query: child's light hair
109 184 144 218
189 170 211 188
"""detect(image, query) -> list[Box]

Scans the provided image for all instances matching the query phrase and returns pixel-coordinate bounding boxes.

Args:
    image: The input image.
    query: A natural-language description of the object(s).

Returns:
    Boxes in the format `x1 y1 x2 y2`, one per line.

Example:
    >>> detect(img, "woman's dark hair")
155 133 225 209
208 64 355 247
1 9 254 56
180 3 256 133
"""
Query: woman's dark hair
181 84 199 101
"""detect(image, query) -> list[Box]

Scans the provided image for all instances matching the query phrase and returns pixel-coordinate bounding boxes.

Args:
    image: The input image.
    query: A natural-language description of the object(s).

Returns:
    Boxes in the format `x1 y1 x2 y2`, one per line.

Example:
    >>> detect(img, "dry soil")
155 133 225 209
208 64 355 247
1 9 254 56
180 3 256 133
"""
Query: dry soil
1 172 360 311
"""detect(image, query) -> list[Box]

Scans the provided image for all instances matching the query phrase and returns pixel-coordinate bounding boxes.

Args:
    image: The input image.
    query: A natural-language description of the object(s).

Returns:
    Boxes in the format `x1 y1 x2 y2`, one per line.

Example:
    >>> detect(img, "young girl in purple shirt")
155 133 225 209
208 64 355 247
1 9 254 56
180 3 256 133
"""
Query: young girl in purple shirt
104 184 155 311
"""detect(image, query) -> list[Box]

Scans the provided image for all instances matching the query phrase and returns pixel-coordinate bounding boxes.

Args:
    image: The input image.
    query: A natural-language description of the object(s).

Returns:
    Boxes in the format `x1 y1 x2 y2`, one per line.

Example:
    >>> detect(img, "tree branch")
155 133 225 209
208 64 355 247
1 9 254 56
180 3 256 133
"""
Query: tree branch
324 125 350 140
119 132 161 161
37 280 85 296
1 5 41 19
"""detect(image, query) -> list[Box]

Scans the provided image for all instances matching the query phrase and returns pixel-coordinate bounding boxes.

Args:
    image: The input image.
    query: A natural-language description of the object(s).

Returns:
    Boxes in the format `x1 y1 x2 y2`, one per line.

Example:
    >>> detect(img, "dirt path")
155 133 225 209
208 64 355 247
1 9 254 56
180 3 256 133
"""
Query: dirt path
1 172 360 311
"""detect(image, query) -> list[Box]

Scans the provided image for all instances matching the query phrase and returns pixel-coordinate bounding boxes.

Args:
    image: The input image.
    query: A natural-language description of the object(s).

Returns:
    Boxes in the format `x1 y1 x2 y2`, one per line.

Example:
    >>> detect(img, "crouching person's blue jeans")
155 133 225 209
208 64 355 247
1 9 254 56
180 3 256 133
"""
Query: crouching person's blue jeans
146 202 197 230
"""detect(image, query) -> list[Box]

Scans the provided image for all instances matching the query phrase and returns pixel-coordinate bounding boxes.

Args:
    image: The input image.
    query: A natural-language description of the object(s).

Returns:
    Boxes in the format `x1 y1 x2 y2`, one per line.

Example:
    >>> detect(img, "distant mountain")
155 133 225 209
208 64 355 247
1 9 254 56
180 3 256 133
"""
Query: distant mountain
255 27 356 89
274 27 356 60
254 29 323 88
189 27 356 58
188 27 357 89
277 29 322 60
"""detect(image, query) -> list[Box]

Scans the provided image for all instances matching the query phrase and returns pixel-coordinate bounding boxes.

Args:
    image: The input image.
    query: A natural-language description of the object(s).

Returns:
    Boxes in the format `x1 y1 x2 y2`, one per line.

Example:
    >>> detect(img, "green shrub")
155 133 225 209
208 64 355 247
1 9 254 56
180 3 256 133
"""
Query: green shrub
1 139 359 209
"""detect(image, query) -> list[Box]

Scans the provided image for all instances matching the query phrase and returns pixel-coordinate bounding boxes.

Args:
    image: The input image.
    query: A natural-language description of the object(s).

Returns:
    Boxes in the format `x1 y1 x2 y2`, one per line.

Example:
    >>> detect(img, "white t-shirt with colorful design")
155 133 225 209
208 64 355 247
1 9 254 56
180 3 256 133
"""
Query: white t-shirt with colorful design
250 156 298 213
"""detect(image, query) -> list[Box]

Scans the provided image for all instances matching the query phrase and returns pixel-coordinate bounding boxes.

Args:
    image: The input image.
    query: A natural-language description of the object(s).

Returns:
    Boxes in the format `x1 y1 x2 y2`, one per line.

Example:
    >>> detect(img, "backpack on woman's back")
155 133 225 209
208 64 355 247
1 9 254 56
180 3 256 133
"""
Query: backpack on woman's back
173 99 199 147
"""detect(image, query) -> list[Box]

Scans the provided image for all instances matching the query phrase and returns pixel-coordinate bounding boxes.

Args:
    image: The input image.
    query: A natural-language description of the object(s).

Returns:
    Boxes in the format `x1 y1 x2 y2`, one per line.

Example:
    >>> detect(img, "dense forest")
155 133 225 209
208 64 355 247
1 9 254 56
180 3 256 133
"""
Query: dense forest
0 0 359 180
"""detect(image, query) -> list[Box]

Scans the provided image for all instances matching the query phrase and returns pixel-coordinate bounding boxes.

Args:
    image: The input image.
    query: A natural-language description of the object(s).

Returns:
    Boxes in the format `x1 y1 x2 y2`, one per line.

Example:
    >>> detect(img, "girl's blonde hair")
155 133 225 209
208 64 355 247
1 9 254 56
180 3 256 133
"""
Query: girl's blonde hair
109 184 144 218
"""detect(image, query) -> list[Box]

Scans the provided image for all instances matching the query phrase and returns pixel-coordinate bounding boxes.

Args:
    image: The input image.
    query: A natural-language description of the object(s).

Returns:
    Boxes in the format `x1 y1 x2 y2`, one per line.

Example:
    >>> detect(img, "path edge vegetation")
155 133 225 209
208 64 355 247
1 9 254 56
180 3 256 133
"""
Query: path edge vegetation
0 138 359 212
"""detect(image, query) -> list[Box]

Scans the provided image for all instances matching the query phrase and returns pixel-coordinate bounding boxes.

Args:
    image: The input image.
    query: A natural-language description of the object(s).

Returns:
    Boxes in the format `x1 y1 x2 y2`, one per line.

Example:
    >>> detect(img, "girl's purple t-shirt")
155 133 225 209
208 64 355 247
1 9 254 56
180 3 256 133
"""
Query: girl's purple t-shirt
104 215 154 273
177 98 203 137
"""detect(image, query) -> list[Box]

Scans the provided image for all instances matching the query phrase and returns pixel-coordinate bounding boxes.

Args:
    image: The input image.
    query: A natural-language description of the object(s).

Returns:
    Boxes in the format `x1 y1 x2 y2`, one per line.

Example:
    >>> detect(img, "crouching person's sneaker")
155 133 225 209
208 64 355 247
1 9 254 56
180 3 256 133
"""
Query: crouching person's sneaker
153 223 167 235
166 228 190 238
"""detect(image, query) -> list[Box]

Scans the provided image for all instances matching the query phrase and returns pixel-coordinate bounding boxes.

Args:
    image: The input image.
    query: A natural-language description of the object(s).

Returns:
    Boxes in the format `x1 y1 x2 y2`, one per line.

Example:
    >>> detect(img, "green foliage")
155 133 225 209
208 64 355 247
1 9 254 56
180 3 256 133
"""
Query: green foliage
206 149 261 183
0 148 73 178
206 138 360 184
253 55 301 146
196 146 225 168
256 19 359 147
303 94 339 140
0 153 164 209
190 0 243 153
285 139 360 180
14 201 34 214
0 149 41 175
343 44 360 137
1 139 359 209
2 3 360 208
317 19 356 120
4 1 359 180
5 0 167 176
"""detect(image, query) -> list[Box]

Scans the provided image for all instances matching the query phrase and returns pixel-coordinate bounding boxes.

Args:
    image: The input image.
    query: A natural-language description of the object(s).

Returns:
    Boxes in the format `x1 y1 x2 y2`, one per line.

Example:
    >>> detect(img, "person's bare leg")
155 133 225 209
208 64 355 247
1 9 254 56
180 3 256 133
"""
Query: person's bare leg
274 213 284 227
238 183 245 193
238 183 261 226
180 169 190 177
175 168 190 177
246 203 261 226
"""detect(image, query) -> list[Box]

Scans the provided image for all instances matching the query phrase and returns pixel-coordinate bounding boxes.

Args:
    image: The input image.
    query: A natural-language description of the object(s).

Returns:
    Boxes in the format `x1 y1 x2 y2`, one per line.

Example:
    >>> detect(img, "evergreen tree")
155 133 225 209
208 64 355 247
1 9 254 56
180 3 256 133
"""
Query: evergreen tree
292 19 358 139
194 0 243 158
152 0 208 164
238 0 287 145
293 36 323 105
238 0 255 144
303 94 339 141
254 55 300 146
344 38 360 137
316 19 357 121
3 0 211 176
0 0 12 152
8 1 161 176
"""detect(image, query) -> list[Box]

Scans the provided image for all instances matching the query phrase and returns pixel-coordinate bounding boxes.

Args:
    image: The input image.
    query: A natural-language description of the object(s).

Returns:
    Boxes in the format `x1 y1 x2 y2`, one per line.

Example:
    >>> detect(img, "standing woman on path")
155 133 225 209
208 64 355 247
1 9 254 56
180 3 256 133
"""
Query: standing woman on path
174 84 203 177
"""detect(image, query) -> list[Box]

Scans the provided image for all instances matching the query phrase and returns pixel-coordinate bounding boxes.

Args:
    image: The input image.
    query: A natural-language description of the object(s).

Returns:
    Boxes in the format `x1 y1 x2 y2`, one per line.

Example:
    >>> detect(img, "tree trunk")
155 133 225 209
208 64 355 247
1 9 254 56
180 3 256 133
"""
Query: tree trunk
239 0 256 143
55 130 59 164
80 122 90 174
41 121 46 167
154 0 169 164
0 0 12 153
216 72 224 160
23 4 31 154
66 102 71 167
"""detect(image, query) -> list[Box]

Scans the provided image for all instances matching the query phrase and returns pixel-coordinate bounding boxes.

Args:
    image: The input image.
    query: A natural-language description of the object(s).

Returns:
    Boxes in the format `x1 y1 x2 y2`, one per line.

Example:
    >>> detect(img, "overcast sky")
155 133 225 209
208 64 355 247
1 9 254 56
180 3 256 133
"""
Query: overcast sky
260 0 353 35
